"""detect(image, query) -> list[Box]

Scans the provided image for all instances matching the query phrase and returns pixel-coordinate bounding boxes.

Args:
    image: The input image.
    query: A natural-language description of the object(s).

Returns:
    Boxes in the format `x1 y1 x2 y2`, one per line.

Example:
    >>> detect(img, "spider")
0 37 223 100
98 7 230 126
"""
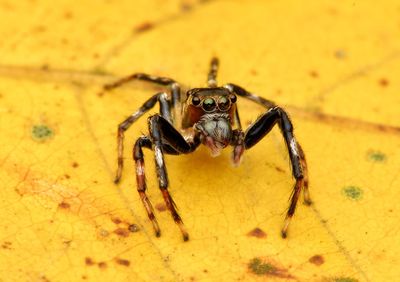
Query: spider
102 57 311 241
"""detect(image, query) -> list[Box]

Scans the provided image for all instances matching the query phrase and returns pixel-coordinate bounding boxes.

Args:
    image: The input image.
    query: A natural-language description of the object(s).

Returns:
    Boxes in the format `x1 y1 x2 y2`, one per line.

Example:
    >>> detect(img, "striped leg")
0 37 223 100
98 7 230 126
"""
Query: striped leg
133 133 197 238
104 73 176 90
207 57 219 87
225 83 311 213
133 136 161 236
224 83 276 109
148 114 200 241
115 92 170 183
243 106 311 238
102 73 181 126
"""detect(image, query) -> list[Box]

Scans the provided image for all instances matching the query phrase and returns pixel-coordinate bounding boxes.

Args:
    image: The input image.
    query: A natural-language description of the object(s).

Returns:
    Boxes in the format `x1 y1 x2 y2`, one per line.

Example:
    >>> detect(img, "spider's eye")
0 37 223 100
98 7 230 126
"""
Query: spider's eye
202 97 216 112
217 96 230 111
191 96 201 106
229 94 237 103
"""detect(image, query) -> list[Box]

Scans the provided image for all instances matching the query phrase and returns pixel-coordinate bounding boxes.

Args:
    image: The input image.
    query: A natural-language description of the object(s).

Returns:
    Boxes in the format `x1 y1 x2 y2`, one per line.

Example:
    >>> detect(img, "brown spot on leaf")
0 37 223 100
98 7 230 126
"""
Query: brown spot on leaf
115 258 130 266
275 166 285 173
98 262 107 269
309 71 319 78
58 202 70 209
64 11 73 19
63 240 72 247
250 69 258 76
85 257 95 266
327 7 339 15
248 257 295 279
114 228 129 237
155 202 167 212
309 255 324 266
111 217 122 224
134 22 154 33
33 25 47 33
2 241 12 249
181 2 193 11
41 63 49 70
99 229 109 237
72 162 79 168
64 174 70 179
334 49 347 59
247 227 267 238
379 78 389 87
128 224 140 233
40 275 50 282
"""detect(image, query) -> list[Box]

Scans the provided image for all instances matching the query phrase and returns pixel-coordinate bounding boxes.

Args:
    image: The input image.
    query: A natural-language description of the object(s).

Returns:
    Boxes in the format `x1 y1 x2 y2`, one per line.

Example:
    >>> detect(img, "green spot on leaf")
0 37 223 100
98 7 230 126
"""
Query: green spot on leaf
342 186 363 200
248 258 276 275
32 125 54 142
90 67 109 76
333 277 359 282
367 150 386 162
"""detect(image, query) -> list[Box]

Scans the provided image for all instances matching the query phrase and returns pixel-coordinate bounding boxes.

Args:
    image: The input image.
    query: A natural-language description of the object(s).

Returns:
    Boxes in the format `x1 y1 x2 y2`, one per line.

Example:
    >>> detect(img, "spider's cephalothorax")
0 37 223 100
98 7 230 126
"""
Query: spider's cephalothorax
102 57 311 241
182 87 237 156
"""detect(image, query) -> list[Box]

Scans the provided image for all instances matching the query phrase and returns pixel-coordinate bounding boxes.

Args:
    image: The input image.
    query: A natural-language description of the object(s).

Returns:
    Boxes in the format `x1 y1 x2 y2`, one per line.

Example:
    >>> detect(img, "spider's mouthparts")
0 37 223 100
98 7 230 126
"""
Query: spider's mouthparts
197 117 232 156
202 116 231 139
204 136 224 157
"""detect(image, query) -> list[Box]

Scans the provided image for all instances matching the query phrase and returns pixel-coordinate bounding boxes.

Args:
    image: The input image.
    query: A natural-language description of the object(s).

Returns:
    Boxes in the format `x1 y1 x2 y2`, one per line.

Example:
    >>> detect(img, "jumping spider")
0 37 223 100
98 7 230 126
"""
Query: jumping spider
102 57 311 241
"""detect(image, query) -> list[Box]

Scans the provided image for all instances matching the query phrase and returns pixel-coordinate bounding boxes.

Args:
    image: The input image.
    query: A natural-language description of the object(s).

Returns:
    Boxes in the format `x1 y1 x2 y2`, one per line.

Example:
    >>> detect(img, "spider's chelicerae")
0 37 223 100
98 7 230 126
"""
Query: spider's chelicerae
103 57 311 241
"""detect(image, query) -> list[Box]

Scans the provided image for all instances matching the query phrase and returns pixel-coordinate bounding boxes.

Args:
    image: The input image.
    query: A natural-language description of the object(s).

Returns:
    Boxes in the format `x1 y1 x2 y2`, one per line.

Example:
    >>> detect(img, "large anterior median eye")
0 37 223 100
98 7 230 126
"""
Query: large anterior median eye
202 97 216 112
217 96 230 111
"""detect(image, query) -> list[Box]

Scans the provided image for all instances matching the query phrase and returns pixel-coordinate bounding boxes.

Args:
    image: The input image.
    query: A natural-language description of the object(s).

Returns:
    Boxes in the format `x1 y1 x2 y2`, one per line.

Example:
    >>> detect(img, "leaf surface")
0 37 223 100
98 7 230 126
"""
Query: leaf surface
0 1 399 281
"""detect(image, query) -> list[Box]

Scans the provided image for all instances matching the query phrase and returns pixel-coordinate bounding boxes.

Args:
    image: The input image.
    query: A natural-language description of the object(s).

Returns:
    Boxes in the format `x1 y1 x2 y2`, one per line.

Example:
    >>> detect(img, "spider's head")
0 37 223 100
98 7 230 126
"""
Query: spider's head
185 87 237 156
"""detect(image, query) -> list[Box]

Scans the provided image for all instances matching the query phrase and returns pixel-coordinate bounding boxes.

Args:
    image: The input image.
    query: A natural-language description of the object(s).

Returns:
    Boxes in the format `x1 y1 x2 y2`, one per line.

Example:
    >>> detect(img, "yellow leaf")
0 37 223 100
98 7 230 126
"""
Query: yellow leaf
1 1 399 281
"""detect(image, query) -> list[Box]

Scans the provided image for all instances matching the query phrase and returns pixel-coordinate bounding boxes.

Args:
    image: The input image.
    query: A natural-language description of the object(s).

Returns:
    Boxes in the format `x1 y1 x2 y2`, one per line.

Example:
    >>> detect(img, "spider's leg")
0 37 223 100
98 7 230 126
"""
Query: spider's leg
133 136 161 237
115 92 171 183
243 106 310 238
132 134 192 238
207 57 219 87
224 83 276 109
103 73 176 91
226 83 311 206
102 73 182 126
148 114 200 241
224 83 275 166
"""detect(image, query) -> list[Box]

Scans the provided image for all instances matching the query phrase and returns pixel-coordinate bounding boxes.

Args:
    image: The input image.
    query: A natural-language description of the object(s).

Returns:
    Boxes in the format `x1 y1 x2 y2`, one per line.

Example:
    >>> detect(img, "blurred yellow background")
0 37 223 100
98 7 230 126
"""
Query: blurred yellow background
0 0 399 281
